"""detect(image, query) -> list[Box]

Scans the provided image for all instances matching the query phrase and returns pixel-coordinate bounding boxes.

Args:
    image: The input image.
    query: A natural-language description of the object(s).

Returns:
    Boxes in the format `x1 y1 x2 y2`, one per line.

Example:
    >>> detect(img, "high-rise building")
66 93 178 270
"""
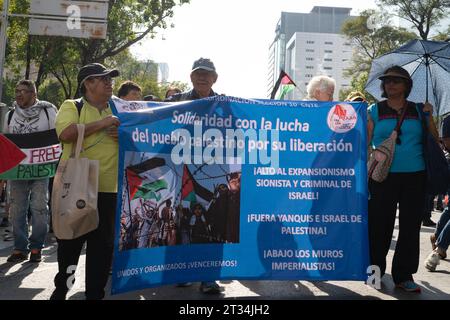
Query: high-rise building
268 7 357 100
158 63 170 83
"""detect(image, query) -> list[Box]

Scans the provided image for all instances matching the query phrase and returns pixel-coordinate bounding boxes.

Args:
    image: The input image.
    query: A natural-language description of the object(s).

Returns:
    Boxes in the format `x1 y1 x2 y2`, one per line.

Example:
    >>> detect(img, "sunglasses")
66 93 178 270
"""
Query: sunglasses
383 77 405 84
90 75 114 83
15 89 33 95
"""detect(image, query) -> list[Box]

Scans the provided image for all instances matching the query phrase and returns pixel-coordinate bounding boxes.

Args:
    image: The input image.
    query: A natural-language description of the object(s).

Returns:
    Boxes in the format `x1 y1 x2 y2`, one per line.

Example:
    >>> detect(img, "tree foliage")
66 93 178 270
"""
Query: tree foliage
341 9 417 99
339 71 376 105
432 25 450 41
1 0 190 104
342 9 416 77
377 0 450 40
111 50 188 100
342 2 450 99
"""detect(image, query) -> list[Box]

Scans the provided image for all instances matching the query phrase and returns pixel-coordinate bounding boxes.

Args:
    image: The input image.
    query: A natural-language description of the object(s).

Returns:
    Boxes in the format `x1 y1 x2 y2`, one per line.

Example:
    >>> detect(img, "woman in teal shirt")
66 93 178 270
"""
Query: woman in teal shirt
367 66 439 293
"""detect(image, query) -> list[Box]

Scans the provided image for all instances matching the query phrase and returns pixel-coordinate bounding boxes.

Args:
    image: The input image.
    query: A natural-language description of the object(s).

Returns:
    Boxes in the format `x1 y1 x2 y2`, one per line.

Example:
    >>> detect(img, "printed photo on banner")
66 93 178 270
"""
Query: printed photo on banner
119 151 242 251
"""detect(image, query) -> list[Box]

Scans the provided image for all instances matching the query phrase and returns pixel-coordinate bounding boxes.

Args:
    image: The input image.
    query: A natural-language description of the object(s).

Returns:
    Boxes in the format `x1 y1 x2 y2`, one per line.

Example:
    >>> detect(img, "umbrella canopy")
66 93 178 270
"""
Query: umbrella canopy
365 39 450 116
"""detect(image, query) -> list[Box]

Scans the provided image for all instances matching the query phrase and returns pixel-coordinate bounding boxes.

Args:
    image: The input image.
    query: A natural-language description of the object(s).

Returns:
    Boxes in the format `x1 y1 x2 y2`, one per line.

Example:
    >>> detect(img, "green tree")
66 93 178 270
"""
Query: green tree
377 0 450 40
38 79 66 108
159 81 189 98
1 0 190 99
111 51 188 100
342 9 416 76
341 9 416 98
432 25 450 40
339 71 375 104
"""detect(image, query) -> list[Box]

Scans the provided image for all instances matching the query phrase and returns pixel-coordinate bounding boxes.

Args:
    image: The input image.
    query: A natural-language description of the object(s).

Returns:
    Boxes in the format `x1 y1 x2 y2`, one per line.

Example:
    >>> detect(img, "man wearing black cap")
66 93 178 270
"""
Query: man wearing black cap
166 58 218 102
50 63 120 300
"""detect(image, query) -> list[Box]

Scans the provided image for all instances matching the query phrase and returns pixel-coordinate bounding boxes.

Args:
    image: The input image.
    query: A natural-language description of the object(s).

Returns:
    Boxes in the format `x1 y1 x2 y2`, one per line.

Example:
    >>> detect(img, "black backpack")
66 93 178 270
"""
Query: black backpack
418 104 450 195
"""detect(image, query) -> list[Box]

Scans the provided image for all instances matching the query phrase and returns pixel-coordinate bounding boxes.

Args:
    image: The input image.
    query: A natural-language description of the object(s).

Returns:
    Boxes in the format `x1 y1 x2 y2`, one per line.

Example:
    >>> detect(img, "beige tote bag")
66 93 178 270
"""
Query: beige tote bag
52 124 99 240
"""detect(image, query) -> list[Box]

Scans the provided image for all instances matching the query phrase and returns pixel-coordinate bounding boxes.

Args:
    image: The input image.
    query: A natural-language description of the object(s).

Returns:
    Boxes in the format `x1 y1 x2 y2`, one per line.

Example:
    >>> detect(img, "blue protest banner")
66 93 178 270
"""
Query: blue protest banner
110 96 369 295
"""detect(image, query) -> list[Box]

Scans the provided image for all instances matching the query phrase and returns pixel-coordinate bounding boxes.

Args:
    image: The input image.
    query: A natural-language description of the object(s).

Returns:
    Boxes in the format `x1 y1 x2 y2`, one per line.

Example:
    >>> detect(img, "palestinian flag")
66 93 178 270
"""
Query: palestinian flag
0 129 61 180
181 165 213 203
0 134 26 174
132 179 168 201
125 156 175 205
270 70 297 100
126 168 143 200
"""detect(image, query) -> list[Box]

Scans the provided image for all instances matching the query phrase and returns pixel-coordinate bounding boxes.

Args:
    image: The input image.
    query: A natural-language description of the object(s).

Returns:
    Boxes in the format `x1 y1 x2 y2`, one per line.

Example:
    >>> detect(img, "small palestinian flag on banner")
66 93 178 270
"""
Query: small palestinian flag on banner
181 165 213 204
125 157 175 203
132 179 168 201
0 134 26 174
0 129 61 180
270 70 297 100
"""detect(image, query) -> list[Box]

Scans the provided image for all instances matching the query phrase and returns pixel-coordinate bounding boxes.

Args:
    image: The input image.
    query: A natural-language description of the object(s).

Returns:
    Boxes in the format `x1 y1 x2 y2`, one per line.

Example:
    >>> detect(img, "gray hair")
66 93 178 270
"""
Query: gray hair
306 75 336 100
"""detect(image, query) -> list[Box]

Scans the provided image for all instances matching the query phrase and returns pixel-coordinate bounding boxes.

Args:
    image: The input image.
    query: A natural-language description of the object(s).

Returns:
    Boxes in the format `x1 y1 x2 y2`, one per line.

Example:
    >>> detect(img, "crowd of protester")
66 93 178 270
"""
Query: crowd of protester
0 57 448 299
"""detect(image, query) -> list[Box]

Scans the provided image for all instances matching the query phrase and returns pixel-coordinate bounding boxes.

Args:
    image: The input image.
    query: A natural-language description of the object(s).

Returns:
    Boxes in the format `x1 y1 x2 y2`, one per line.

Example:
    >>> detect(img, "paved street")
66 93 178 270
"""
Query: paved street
0 209 448 301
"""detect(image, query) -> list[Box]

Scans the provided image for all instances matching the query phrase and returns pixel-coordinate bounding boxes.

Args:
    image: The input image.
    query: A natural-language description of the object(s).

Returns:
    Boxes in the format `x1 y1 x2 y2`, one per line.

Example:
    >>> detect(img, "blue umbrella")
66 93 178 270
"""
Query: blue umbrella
365 39 450 116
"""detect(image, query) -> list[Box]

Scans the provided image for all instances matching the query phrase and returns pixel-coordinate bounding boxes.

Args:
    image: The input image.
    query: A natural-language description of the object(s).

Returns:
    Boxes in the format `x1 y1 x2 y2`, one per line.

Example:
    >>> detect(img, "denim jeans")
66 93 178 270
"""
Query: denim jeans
435 163 450 251
436 206 450 251
9 179 49 252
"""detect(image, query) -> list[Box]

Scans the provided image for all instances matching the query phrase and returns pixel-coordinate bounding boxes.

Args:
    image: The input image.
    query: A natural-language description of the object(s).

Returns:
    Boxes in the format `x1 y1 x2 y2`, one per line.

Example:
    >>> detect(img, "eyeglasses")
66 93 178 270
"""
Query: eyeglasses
383 77 404 84
15 89 33 95
90 75 114 84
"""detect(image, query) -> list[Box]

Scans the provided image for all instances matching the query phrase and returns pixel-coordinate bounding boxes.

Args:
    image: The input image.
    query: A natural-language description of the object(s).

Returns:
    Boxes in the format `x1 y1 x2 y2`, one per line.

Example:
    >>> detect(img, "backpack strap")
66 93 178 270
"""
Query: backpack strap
74 98 84 117
43 107 49 122
7 109 14 126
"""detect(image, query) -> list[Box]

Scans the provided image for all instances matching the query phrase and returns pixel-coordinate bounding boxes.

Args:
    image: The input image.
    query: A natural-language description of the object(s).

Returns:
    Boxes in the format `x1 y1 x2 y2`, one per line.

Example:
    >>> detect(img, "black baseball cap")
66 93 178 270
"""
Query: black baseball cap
191 58 216 73
77 63 119 87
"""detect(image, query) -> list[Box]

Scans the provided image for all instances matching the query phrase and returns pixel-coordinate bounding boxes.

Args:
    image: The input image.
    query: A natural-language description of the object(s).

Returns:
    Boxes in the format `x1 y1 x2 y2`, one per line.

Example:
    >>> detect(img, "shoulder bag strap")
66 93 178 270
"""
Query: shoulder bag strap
394 103 409 133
